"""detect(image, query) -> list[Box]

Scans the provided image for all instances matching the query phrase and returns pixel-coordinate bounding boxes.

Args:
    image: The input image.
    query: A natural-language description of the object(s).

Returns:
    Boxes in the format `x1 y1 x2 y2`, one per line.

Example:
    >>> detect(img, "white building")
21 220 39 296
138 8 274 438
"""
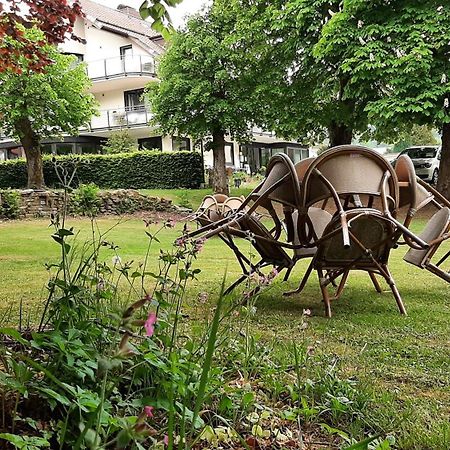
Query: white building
0 0 308 172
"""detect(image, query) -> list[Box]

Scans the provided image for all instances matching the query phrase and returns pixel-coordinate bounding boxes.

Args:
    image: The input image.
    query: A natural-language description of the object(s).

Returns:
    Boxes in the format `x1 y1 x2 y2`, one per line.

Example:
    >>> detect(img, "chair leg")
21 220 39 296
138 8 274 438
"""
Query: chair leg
382 265 407 315
369 272 383 293
334 270 349 300
318 269 332 318
284 259 314 297
283 265 294 282
224 274 247 296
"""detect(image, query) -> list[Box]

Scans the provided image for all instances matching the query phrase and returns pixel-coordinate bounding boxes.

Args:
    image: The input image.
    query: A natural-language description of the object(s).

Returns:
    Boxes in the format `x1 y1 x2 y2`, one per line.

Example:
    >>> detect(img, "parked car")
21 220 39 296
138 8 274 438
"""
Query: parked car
392 146 441 184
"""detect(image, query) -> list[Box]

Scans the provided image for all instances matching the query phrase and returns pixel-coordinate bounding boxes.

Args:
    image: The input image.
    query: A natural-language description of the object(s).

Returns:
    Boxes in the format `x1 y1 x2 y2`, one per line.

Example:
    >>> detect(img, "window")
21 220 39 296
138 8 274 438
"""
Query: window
124 89 145 111
224 143 234 165
6 147 23 159
286 146 309 164
172 137 190 151
139 137 163 151
260 147 271 168
120 45 133 60
55 143 75 155
42 144 54 155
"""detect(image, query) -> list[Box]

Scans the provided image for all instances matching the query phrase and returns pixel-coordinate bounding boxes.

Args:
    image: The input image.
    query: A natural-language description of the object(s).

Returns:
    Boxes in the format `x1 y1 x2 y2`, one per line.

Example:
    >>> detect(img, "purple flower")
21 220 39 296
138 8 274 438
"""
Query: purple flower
144 406 154 418
175 237 187 247
194 238 206 253
144 312 157 337
164 435 169 446
268 268 278 280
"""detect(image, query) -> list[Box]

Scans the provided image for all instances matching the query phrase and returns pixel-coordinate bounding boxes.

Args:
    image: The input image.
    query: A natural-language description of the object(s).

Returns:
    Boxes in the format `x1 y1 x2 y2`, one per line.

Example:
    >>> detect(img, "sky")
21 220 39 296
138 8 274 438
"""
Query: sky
94 0 210 28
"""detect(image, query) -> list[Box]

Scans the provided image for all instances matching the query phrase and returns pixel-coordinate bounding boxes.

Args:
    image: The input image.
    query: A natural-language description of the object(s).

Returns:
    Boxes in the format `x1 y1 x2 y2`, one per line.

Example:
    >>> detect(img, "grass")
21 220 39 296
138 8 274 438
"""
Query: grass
0 211 449 448
139 183 256 210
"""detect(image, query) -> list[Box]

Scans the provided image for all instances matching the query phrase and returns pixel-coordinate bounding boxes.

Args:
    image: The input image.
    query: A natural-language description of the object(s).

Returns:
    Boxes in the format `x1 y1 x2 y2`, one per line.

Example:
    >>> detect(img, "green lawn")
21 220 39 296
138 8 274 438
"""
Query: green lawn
139 183 256 210
0 213 449 448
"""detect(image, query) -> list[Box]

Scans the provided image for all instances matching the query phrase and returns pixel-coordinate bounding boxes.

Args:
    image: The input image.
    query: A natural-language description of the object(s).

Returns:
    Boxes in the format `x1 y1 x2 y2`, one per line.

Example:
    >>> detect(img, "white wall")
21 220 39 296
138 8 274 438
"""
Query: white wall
94 91 126 110
61 18 86 55
84 25 148 61
61 18 153 61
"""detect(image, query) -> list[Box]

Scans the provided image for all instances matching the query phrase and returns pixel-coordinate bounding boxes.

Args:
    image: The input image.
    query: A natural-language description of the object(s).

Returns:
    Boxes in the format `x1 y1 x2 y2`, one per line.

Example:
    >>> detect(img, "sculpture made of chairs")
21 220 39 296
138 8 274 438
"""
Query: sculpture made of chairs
184 146 449 316
288 145 409 316
187 154 304 294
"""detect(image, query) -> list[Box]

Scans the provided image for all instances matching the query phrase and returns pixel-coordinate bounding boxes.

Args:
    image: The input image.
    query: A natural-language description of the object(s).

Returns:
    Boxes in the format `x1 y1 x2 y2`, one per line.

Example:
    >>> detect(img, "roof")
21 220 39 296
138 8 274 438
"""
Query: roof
79 0 164 55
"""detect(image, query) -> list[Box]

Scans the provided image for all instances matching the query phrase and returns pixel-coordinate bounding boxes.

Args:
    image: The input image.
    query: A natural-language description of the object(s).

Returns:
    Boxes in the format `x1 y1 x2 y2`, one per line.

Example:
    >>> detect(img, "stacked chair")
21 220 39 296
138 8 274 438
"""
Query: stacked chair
394 155 450 282
185 145 450 316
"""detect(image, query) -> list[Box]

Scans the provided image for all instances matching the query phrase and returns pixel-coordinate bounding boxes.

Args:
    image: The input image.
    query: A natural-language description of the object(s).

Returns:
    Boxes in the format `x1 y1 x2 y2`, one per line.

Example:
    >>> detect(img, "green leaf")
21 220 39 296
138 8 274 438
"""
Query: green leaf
36 387 71 406
0 327 29 346
343 435 381 450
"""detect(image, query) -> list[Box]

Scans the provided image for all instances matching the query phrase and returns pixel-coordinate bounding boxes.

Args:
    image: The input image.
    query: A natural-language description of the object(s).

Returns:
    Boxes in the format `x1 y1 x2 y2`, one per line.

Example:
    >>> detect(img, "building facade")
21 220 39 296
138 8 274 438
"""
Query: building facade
0 0 309 172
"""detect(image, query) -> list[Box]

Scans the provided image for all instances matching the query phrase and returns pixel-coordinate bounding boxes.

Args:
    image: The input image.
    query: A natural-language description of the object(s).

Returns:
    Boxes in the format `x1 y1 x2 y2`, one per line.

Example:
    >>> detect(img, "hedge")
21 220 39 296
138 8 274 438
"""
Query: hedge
0 151 204 189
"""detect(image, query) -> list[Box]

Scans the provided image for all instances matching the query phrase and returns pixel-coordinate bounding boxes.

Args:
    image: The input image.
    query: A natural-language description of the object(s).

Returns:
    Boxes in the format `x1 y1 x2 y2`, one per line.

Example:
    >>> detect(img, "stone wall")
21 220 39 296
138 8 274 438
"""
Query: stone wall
12 189 178 219
19 190 64 218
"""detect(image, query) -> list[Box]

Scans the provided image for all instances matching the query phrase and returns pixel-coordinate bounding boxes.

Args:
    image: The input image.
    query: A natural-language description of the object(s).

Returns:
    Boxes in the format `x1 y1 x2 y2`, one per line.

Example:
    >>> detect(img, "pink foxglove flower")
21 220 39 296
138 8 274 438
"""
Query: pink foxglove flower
144 406 154 418
144 312 157 337
164 435 169 446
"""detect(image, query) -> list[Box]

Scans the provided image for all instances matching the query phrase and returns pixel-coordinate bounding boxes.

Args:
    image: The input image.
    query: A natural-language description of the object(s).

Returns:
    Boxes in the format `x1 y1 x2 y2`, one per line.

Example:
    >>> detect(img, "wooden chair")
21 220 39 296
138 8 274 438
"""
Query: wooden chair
403 207 450 283
292 145 406 316
313 209 407 317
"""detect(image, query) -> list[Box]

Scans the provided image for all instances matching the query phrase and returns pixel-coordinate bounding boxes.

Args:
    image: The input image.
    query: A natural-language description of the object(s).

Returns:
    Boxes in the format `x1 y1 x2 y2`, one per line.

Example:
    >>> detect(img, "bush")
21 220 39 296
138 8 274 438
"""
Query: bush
101 129 138 154
0 151 204 189
71 183 100 216
0 189 20 219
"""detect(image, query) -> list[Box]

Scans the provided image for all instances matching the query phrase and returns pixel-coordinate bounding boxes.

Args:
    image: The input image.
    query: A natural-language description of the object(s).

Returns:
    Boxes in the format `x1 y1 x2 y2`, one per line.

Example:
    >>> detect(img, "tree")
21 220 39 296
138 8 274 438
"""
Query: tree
314 1 450 198
0 28 98 189
0 0 180 74
392 125 439 153
231 0 378 148
146 1 260 194
0 0 82 73
139 0 184 37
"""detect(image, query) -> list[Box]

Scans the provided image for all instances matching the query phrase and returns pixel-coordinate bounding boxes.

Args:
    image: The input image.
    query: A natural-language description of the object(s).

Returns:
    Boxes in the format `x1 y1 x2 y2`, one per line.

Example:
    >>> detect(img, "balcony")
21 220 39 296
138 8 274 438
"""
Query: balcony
87 106 152 132
87 55 157 93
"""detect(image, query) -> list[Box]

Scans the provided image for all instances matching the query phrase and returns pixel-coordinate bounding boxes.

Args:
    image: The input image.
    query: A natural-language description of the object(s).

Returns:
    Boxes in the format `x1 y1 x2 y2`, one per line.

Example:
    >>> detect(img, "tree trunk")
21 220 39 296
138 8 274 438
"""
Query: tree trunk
17 117 45 189
211 130 229 195
328 121 353 148
437 122 450 200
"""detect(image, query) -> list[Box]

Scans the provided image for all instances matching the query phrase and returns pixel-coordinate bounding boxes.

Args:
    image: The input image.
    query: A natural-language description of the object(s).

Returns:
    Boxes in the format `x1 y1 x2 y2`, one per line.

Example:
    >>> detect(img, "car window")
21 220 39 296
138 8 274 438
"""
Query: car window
405 147 437 159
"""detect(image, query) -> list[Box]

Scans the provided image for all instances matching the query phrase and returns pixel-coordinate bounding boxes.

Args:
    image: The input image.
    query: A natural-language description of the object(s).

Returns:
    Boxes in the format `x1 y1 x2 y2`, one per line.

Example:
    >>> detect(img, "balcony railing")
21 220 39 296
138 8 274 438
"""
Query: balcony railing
87 55 156 80
88 106 151 131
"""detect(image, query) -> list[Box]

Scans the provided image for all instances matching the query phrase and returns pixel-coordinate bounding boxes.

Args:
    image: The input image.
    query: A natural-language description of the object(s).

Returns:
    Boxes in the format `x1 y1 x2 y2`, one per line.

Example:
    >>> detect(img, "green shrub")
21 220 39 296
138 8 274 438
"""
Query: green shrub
0 151 203 189
101 129 138 154
0 189 20 219
71 183 100 216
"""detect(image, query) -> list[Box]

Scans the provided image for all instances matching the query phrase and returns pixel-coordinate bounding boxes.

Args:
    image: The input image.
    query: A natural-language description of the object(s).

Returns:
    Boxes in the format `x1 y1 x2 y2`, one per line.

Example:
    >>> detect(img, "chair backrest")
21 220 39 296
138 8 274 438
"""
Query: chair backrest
222 196 245 214
403 207 450 268
301 145 399 211
295 157 315 182
213 193 229 204
195 195 222 225
315 209 395 268
395 154 433 210
247 153 301 210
